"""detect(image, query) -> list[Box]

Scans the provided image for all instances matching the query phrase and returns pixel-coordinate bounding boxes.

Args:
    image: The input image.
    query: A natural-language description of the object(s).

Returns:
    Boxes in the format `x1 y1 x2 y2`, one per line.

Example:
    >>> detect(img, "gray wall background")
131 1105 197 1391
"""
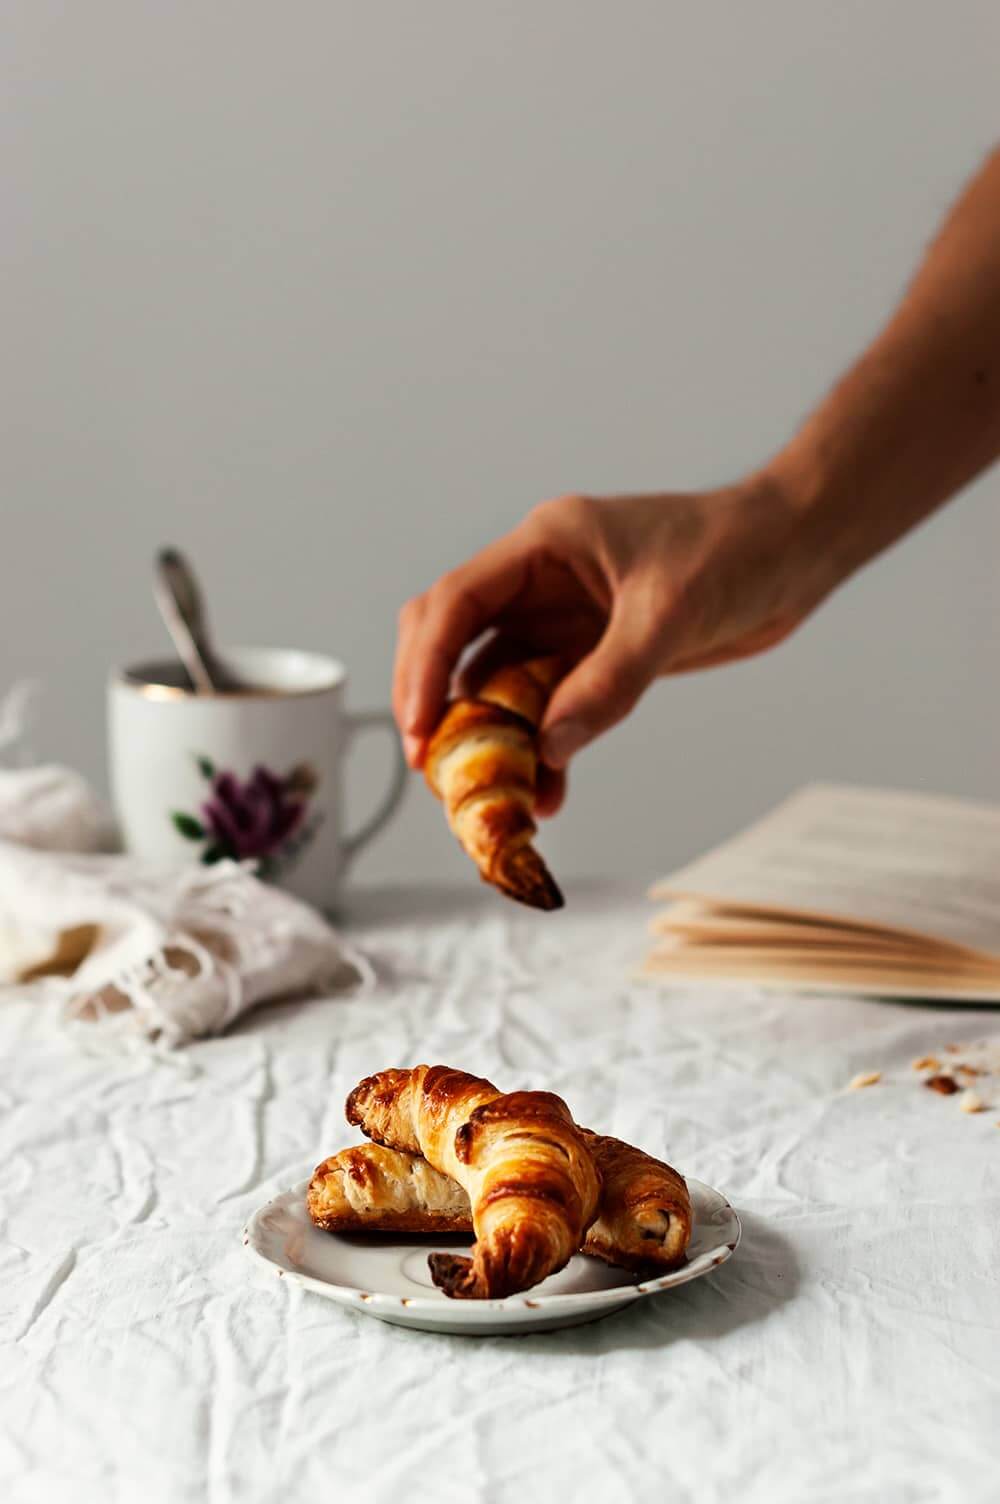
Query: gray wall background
3 1 999 889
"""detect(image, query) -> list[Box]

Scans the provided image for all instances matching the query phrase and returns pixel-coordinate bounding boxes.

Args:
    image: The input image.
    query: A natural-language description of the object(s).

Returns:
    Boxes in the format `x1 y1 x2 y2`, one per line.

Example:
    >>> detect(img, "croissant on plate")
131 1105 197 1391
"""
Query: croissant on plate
308 1131 692 1276
345 1065 600 1298
577 1128 691 1273
424 657 564 911
307 1142 470 1234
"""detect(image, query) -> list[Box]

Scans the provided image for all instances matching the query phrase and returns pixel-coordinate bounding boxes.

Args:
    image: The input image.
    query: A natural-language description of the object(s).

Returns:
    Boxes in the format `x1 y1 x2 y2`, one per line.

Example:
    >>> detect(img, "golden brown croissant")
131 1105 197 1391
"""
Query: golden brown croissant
309 1135 691 1275
307 1142 470 1234
345 1065 600 1298
424 657 563 911
578 1129 691 1273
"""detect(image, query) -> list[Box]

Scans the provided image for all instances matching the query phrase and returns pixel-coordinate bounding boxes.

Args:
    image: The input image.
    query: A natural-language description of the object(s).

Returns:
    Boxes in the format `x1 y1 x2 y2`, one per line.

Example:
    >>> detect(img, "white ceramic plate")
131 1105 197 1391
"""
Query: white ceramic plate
243 1175 740 1335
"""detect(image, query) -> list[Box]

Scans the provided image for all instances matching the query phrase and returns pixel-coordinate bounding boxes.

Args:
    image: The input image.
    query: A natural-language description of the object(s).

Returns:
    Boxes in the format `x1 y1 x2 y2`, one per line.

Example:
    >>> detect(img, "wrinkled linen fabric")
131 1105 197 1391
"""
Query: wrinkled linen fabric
1 882 998 1504
0 840 372 1048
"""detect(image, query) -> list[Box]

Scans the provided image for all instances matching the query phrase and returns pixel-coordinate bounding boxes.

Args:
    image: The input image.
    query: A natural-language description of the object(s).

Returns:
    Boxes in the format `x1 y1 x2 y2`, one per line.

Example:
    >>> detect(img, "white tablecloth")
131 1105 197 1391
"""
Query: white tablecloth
2 882 998 1504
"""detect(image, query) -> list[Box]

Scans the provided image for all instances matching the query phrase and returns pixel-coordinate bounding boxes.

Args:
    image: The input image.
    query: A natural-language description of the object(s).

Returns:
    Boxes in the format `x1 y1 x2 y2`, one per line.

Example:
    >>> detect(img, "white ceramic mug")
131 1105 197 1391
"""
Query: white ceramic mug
108 647 407 911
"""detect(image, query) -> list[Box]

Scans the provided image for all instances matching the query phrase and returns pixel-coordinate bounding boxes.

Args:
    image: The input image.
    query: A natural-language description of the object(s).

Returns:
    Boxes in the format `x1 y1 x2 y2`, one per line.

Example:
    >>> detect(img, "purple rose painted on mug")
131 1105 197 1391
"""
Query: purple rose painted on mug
172 757 322 879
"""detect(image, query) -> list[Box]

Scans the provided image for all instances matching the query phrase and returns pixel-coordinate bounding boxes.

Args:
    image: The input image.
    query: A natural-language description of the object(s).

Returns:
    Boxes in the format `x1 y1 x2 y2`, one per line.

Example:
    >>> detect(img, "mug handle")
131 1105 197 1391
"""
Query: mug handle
342 710 408 867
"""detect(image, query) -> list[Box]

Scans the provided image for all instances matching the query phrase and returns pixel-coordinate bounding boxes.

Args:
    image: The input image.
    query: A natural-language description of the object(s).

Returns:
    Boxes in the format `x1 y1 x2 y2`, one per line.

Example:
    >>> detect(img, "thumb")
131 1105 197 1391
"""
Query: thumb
539 605 661 767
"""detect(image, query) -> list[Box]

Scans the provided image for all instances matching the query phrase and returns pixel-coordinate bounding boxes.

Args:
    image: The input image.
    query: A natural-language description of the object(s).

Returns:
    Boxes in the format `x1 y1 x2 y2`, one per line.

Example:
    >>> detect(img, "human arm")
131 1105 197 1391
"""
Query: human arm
394 146 1000 802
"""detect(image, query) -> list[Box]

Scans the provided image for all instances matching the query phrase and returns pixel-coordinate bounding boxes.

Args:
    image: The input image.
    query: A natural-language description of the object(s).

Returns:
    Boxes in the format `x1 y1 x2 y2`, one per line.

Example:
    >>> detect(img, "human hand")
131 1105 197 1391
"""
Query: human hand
393 476 835 811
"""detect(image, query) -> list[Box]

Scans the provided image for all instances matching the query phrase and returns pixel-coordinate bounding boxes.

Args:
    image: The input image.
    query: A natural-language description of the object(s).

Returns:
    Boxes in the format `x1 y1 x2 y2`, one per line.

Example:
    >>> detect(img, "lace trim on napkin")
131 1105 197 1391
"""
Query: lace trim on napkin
61 862 374 1050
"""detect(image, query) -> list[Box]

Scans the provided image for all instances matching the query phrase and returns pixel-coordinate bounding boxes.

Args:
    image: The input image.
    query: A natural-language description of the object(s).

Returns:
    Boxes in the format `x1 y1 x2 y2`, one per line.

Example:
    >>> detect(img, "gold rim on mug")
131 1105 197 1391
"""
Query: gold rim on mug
114 649 346 702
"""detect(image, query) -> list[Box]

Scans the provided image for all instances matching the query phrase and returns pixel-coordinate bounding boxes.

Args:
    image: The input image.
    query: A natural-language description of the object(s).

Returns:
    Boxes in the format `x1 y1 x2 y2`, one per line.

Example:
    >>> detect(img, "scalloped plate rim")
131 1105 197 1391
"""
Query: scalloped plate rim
243 1173 740 1330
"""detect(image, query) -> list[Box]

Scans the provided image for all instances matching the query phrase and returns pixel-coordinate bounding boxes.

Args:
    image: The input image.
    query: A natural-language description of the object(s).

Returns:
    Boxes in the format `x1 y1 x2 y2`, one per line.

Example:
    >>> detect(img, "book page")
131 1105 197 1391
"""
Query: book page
651 783 1000 957
641 946 1000 1003
650 899 964 955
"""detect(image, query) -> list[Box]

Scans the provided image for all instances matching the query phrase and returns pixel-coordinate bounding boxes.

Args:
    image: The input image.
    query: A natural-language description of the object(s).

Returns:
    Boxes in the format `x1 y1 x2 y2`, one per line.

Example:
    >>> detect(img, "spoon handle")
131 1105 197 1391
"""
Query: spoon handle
154 547 221 693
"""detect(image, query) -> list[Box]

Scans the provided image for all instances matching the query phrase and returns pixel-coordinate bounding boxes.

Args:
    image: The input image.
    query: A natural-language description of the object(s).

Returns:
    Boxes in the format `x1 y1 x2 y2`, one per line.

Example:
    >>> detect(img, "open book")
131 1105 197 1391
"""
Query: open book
645 784 1000 1002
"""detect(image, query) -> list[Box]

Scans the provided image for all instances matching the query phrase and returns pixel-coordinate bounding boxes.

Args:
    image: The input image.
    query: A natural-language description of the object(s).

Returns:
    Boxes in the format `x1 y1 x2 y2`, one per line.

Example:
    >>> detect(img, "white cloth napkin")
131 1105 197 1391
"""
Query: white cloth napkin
0 764 108 853
0 685 106 860
0 839 372 1048
0 684 372 1048
0 681 107 852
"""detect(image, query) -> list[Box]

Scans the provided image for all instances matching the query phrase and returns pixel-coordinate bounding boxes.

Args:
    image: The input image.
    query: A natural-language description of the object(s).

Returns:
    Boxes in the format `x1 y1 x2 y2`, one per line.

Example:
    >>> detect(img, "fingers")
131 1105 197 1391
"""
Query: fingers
455 605 607 704
538 599 664 767
453 629 528 701
393 534 530 766
535 762 566 818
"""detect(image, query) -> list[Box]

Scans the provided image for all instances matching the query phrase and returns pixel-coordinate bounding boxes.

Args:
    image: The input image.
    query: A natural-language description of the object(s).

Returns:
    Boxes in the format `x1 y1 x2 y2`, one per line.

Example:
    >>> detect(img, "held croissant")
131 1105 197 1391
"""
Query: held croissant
424 657 564 911
345 1065 600 1298
308 1133 692 1275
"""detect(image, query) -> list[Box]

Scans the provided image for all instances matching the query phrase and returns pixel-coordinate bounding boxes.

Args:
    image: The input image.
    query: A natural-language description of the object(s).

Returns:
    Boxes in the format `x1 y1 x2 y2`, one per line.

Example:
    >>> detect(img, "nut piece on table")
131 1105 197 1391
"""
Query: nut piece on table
848 1071 882 1090
959 1089 985 1114
924 1075 959 1095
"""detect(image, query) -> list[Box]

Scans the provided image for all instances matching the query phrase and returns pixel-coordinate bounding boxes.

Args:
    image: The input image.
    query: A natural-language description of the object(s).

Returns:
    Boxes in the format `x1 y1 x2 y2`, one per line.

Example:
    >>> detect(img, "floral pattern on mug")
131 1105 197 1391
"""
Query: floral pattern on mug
172 757 322 880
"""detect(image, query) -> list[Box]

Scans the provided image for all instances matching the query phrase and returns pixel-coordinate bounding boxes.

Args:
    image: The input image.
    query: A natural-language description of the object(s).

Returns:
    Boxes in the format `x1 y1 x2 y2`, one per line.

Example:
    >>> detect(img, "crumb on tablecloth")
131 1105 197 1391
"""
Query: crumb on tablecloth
924 1074 959 1095
849 1041 998 1112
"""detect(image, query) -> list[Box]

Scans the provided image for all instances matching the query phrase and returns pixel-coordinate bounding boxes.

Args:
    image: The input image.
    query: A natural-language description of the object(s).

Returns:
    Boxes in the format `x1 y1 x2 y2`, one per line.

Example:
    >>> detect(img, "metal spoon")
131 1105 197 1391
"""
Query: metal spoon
154 547 240 693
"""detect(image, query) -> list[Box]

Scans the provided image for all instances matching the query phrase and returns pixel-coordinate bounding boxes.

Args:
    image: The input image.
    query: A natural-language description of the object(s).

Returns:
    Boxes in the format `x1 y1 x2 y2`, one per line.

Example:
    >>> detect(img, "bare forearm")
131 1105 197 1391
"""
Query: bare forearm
766 146 1000 587
395 150 1000 769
